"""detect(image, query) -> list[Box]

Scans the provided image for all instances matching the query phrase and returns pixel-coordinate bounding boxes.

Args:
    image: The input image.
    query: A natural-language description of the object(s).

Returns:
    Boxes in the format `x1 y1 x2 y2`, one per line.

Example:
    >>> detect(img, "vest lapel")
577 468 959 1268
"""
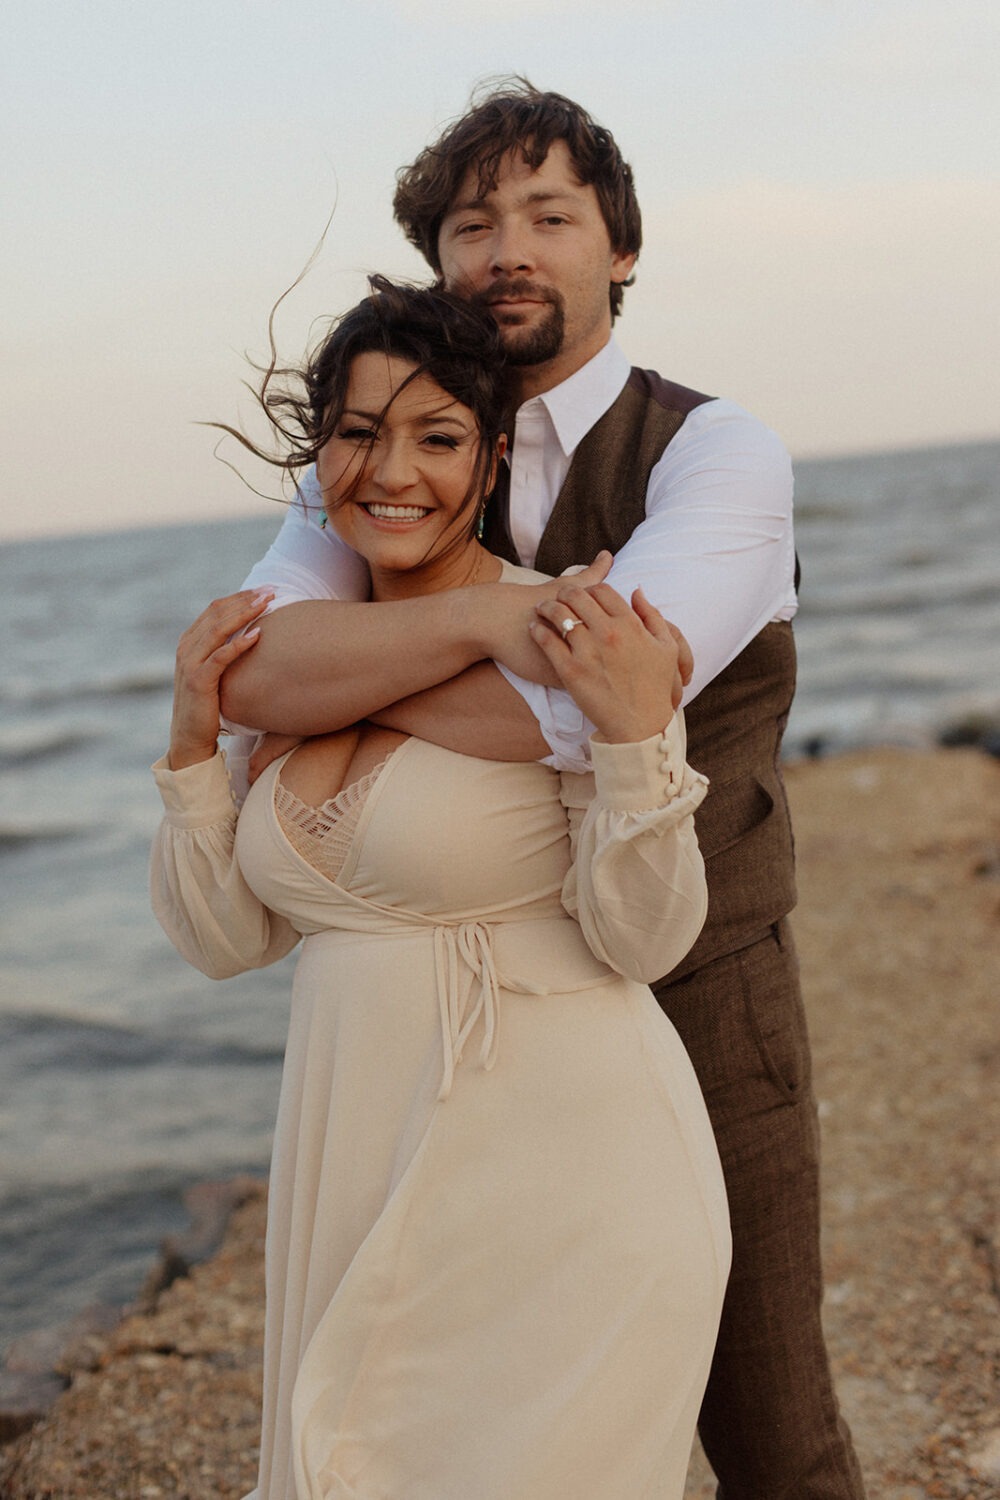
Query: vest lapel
534 370 711 575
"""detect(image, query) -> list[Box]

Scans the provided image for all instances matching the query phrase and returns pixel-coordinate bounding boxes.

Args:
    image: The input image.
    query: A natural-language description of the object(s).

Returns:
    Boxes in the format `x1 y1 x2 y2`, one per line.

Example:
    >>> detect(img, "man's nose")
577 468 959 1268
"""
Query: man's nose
490 220 534 276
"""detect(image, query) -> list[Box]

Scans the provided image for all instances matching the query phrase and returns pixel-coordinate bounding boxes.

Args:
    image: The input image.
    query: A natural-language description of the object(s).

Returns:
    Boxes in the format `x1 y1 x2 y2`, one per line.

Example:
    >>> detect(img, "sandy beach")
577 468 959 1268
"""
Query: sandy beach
2 745 998 1499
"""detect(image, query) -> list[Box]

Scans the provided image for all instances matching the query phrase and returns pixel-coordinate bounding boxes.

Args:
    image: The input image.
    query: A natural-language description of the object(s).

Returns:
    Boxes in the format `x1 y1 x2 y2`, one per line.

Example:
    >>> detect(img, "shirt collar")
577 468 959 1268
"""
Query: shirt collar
519 337 632 460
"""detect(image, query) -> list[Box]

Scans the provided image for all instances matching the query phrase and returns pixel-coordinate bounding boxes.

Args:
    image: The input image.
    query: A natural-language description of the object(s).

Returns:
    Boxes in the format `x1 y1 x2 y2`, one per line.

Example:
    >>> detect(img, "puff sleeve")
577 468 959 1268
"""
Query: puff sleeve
150 752 300 979
559 713 709 983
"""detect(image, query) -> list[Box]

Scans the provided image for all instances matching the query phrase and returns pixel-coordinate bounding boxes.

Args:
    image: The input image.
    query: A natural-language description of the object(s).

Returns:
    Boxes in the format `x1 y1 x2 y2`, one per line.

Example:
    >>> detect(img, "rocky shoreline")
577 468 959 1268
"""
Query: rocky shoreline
2 746 998 1499
0 1178 266 1452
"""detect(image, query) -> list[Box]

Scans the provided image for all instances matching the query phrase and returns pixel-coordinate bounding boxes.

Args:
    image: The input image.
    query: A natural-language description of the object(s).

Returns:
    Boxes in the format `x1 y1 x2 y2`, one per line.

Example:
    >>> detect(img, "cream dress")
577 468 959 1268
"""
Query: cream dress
151 710 730 1500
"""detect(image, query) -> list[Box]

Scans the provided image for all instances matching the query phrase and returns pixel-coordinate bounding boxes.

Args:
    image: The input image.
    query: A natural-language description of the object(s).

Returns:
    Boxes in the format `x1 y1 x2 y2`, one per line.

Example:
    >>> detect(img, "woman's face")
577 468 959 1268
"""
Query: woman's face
317 352 491 586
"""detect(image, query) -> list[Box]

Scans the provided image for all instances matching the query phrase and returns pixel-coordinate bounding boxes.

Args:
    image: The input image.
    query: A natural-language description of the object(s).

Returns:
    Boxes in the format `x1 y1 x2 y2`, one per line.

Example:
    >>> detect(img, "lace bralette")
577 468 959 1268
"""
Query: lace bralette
274 754 393 882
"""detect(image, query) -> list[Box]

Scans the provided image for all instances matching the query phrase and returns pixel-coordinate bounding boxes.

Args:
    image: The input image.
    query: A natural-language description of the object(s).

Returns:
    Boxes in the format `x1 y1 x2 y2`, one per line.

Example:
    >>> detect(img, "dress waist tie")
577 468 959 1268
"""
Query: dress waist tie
433 921 501 1101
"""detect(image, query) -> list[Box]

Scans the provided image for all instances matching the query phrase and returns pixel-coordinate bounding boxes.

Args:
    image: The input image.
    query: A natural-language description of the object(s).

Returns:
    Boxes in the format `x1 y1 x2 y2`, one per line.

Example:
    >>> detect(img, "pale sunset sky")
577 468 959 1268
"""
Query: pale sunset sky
2 0 997 540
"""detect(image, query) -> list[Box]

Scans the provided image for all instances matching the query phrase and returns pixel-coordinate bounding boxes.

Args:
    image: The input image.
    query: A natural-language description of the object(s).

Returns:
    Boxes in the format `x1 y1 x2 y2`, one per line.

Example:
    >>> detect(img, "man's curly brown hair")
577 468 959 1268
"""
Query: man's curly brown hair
393 77 642 322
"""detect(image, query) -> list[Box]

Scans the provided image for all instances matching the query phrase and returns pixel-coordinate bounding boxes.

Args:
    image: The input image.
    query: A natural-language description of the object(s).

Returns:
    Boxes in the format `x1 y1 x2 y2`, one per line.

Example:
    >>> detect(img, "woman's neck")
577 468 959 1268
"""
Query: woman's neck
369 542 502 603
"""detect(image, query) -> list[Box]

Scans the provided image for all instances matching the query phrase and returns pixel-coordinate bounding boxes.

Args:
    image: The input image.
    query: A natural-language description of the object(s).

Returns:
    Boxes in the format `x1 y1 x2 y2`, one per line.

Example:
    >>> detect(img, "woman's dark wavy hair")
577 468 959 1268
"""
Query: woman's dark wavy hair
393 77 642 321
215 275 510 552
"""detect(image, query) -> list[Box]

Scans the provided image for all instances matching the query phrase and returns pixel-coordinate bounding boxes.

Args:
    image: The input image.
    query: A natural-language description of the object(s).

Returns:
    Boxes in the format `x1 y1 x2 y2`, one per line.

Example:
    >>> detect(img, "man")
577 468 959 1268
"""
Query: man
224 80 865 1499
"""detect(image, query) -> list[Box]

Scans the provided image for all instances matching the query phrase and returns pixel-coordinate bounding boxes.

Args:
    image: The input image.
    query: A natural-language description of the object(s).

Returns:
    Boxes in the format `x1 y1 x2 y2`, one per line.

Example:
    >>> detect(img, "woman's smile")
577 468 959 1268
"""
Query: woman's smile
362 502 434 523
316 351 502 598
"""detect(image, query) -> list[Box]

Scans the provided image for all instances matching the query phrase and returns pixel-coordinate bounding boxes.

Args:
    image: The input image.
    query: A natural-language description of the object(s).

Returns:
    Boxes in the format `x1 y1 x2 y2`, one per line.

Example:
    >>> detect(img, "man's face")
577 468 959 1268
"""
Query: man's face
437 140 635 396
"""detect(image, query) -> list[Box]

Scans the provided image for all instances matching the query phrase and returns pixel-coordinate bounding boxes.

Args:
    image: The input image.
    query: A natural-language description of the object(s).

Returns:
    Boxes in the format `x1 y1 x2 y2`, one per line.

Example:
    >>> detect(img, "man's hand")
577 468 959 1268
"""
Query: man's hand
531 583 693 744
472 550 614 683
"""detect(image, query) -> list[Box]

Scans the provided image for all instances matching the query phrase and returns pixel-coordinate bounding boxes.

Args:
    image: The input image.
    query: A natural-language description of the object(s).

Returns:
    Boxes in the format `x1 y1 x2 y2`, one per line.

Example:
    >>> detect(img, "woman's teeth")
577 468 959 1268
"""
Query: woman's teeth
365 504 430 522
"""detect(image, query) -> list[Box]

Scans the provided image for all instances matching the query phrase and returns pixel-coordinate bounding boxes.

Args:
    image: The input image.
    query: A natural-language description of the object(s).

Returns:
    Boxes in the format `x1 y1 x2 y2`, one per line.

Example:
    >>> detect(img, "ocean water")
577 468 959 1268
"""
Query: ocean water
1 438 998 1355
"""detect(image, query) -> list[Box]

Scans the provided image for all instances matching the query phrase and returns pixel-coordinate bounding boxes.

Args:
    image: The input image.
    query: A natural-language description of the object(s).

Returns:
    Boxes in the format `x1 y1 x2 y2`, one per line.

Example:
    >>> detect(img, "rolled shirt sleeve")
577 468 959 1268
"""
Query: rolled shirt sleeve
241 469 371 607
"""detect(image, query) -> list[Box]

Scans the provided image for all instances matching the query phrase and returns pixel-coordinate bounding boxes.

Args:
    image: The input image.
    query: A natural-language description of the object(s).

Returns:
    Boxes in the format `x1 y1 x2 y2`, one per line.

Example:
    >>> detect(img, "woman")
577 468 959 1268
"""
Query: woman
152 279 730 1500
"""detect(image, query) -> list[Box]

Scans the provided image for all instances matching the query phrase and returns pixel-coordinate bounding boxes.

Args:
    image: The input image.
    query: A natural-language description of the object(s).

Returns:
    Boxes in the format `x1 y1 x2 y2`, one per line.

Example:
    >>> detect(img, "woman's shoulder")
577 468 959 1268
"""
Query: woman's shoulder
498 559 552 586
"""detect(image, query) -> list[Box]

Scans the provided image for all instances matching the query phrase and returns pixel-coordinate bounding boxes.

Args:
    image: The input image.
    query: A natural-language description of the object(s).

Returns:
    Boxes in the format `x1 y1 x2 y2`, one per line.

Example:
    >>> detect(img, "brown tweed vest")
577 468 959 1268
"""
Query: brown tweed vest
483 367 798 981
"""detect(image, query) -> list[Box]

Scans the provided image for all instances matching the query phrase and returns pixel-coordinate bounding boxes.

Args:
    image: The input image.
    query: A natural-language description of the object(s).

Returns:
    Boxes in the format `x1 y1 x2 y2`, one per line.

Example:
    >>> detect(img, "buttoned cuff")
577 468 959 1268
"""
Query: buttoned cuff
590 716 707 812
151 751 239 828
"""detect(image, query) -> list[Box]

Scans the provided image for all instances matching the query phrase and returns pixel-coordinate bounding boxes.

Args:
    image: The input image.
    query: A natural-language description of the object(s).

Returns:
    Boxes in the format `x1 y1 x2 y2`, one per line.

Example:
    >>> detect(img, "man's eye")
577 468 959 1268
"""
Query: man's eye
456 221 489 236
541 215 568 227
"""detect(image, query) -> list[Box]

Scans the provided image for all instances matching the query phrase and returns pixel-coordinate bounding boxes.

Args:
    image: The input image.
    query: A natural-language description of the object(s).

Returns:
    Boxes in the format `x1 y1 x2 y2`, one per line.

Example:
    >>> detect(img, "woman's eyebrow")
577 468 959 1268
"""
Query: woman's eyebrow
340 405 471 431
340 406 382 423
413 411 470 430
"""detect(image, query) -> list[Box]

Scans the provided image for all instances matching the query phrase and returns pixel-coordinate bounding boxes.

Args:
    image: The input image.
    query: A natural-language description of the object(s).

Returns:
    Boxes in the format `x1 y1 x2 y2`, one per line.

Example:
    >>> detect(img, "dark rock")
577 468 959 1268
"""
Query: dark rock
0 1370 68 1445
801 735 832 760
55 1304 122 1376
937 714 1000 757
0 1177 262 1449
141 1176 262 1301
5 1305 120 1378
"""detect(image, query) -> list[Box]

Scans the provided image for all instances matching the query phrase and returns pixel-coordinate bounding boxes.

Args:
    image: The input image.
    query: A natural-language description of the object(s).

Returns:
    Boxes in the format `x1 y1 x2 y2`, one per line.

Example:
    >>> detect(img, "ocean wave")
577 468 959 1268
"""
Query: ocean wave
0 1168 247 1351
0 666 175 711
75 668 176 701
0 822 91 853
799 574 999 618
0 725 101 769
0 1008 283 1074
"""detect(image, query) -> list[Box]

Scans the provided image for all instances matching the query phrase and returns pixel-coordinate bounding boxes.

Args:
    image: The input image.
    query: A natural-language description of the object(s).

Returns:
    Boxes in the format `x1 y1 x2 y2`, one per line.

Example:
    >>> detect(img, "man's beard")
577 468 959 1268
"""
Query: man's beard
473 281 566 367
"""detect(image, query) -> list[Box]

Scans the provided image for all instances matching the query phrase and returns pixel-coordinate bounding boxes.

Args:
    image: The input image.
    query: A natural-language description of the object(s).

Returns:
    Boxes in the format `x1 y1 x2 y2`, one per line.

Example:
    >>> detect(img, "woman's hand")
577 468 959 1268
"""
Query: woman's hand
529 583 693 744
168 590 273 769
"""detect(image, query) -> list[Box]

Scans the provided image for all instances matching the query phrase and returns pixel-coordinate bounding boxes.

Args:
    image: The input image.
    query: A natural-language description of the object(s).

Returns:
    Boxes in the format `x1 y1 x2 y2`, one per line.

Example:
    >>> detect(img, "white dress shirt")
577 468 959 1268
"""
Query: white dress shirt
241 337 796 772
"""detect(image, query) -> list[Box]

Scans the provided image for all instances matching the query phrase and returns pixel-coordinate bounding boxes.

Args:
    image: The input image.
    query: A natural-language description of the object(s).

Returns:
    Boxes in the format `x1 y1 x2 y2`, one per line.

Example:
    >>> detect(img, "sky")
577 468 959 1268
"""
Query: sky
2 0 998 541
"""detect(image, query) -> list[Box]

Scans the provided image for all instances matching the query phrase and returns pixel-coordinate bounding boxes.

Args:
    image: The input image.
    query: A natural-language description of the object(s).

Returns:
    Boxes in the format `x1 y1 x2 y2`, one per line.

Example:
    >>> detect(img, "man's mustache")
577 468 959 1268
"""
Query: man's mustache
475 279 560 308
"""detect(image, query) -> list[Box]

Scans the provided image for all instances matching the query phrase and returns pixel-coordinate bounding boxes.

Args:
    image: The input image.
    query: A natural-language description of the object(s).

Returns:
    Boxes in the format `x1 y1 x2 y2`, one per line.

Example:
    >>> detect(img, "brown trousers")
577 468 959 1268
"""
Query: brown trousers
655 921 867 1500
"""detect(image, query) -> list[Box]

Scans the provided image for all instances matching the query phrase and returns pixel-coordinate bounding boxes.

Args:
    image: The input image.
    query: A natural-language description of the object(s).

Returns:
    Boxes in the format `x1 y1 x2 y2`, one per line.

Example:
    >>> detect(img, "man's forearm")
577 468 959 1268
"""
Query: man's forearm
371 662 549 761
219 579 565 736
220 592 487 734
